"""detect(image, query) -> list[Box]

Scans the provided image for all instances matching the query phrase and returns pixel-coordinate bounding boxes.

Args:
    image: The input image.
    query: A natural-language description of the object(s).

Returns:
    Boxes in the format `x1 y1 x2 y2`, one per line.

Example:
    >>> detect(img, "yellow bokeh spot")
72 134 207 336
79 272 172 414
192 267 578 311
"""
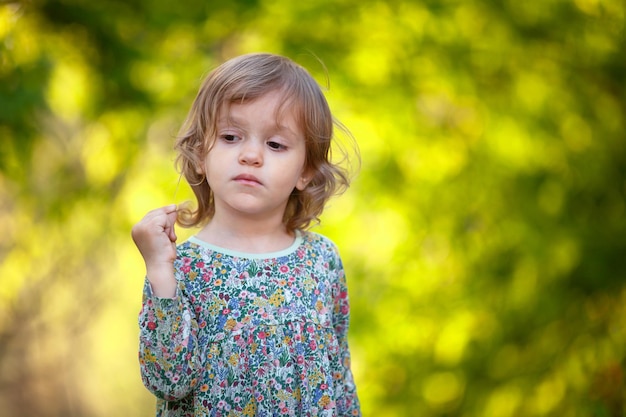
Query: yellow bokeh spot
422 371 464 407
0 6 41 67
486 117 536 169
345 3 394 86
81 123 119 185
530 374 566 415
434 312 474 365
46 61 91 120
130 60 175 96
0 5 15 38
346 47 390 87
484 384 522 417
515 72 549 113
574 0 600 15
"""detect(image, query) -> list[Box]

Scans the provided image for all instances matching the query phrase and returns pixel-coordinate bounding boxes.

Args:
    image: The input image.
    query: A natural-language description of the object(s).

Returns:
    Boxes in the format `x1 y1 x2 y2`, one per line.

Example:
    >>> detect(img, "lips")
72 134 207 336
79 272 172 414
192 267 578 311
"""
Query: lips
234 173 262 185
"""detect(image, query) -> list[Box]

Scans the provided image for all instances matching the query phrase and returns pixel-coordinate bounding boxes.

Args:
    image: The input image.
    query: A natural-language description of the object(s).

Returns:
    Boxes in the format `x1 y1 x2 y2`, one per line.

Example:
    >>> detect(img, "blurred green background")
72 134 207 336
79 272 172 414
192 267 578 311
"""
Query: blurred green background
1 0 625 416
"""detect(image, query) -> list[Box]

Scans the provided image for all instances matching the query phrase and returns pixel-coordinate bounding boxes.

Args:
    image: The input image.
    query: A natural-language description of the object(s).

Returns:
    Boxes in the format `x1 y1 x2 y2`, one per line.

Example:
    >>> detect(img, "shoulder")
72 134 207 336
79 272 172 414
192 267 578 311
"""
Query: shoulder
176 239 202 256
174 239 210 266
300 230 338 251
300 230 344 266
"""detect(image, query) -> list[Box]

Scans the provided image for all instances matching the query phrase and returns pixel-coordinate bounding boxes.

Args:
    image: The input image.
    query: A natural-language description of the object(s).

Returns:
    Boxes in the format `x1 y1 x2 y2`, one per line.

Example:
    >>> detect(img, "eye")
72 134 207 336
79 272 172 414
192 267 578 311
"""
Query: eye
221 134 239 142
267 141 287 151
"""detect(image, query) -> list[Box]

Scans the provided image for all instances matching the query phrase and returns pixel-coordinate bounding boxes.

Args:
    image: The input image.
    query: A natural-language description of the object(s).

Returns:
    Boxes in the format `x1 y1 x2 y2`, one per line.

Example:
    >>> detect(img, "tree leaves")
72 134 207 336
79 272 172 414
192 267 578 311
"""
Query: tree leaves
1 0 625 415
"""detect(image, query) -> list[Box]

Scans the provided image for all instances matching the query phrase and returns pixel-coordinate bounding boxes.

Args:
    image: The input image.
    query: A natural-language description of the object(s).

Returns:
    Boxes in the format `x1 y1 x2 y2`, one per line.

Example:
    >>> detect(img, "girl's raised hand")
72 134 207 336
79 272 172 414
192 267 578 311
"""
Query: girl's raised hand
131 205 179 298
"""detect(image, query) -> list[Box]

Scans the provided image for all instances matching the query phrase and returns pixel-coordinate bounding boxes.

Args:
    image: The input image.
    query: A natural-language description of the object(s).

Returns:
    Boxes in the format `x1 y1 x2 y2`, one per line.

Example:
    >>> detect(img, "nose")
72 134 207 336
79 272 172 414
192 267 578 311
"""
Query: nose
238 140 263 166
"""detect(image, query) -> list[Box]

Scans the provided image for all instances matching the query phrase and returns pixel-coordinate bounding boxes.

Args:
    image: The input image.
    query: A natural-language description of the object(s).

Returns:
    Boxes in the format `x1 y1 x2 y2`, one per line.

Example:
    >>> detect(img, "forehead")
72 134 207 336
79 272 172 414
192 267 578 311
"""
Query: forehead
220 90 303 129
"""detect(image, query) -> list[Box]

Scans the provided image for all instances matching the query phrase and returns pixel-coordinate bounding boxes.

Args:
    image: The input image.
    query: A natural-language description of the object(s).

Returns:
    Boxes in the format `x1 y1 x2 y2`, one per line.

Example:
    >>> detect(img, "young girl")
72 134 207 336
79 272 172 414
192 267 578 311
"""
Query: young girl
131 53 361 416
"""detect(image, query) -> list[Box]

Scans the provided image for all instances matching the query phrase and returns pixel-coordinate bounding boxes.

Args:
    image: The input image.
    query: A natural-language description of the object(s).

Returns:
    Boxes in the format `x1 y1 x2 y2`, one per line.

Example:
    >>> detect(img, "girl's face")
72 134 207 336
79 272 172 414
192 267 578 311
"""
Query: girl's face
202 90 310 224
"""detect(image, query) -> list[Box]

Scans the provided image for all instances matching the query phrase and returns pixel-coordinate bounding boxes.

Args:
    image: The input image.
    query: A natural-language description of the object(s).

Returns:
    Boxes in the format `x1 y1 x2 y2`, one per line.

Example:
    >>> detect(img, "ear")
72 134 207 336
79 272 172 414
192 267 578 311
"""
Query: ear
195 158 205 176
295 169 313 191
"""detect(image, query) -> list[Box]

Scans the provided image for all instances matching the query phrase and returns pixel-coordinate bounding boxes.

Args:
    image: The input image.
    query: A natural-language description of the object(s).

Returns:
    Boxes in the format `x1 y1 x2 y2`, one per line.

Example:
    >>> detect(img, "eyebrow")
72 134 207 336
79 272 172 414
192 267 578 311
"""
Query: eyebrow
217 115 301 139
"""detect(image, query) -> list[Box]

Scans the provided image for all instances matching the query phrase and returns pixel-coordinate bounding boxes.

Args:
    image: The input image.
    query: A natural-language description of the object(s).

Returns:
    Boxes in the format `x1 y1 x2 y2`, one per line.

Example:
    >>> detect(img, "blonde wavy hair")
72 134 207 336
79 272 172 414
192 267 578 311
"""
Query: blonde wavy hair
174 53 357 232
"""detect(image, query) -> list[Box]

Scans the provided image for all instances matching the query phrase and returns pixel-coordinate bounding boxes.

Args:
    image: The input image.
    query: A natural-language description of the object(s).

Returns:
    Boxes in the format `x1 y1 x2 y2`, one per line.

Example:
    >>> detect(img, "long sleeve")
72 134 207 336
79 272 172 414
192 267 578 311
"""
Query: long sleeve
138 278 202 401
330 251 361 416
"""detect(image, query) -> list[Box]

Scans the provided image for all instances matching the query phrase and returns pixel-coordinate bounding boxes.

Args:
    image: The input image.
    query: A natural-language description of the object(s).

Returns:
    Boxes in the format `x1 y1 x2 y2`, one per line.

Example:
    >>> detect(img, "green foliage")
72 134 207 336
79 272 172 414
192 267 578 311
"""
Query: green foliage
1 0 625 416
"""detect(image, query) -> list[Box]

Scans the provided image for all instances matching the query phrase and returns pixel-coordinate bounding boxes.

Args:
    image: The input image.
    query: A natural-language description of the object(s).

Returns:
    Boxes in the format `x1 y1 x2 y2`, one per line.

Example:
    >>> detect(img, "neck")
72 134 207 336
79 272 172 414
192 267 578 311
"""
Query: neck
197 212 294 254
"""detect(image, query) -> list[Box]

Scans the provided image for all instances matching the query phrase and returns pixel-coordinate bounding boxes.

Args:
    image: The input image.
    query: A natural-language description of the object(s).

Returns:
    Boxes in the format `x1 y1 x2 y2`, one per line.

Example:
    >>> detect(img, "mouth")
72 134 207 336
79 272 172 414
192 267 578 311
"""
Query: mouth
234 174 262 186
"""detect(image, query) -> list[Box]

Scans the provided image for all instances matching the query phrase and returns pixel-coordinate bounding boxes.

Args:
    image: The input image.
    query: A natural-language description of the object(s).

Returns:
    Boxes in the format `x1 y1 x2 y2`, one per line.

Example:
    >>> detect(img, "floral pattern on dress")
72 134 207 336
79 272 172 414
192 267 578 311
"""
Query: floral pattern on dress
139 231 361 417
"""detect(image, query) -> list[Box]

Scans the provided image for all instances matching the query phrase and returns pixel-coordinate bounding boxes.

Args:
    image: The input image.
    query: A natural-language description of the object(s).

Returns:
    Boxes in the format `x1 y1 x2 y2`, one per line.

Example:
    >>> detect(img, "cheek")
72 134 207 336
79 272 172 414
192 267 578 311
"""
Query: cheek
203 157 219 180
202 146 222 173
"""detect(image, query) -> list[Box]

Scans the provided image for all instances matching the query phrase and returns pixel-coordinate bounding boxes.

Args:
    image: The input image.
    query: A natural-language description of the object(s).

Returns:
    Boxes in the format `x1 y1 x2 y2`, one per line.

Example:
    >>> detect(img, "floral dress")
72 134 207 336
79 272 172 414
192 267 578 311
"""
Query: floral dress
138 231 361 417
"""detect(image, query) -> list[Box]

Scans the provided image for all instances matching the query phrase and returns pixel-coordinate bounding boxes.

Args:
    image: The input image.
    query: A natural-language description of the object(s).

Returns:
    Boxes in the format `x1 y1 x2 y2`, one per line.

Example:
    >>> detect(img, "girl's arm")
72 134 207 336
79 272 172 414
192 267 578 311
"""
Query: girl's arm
138 279 201 400
331 252 362 415
132 205 200 400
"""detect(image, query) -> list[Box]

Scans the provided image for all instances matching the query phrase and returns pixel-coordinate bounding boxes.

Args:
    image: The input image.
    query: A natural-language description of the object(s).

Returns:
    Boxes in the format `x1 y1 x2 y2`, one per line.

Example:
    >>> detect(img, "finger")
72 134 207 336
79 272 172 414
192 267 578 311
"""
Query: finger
163 204 178 214
141 204 178 221
165 210 178 242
